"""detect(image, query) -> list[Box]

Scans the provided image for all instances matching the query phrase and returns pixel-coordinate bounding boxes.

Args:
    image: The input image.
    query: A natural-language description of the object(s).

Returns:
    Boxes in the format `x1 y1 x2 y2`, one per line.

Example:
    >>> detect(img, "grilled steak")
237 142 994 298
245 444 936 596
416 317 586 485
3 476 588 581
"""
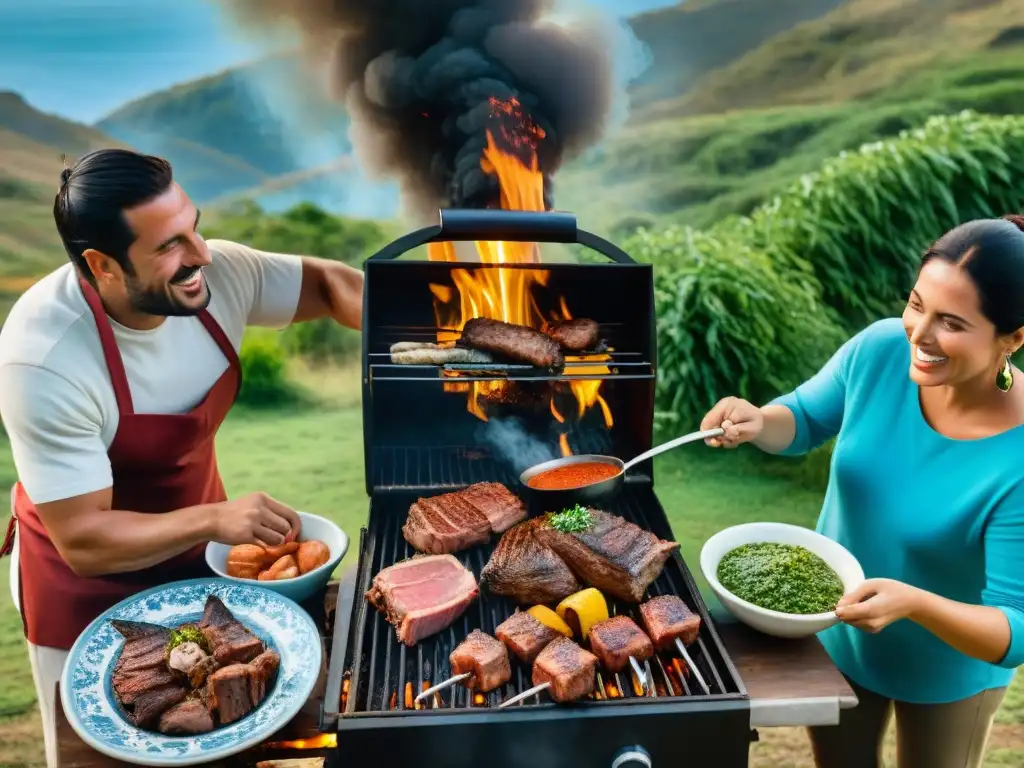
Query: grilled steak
460 318 564 369
480 518 581 605
535 509 679 602
187 655 220 688
403 482 526 554
495 610 560 664
639 595 702 650
207 649 281 725
366 555 479 645
545 318 599 352
588 616 654 674
532 637 598 703
109 620 187 725
449 630 511 693
158 699 214 735
458 482 527 533
199 595 265 665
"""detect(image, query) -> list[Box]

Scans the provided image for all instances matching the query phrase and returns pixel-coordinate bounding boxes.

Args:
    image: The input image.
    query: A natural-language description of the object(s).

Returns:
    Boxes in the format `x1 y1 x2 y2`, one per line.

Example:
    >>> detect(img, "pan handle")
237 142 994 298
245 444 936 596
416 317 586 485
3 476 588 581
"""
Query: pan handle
365 208 637 264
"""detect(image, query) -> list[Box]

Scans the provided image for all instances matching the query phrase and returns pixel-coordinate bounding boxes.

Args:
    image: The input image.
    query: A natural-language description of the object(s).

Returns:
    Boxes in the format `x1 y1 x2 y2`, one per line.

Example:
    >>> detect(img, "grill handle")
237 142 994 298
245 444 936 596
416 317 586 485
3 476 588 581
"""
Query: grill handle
612 746 652 768
365 208 637 264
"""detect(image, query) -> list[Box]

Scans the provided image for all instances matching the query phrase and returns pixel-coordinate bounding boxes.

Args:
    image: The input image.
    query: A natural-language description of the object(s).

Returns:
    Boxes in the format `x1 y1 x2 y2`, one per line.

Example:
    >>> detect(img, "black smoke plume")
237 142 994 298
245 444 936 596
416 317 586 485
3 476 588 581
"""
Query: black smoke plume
217 0 618 219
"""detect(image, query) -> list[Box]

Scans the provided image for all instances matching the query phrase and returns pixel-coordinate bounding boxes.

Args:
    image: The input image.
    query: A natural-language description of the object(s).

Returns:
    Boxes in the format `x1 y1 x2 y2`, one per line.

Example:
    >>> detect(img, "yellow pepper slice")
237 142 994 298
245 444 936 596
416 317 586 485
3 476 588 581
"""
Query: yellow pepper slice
527 605 573 638
555 588 609 641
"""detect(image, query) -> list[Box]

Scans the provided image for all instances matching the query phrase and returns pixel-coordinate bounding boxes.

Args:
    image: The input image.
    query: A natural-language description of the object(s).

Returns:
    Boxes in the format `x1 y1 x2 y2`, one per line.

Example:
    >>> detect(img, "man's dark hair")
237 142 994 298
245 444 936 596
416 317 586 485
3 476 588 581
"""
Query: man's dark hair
921 215 1024 336
53 149 173 283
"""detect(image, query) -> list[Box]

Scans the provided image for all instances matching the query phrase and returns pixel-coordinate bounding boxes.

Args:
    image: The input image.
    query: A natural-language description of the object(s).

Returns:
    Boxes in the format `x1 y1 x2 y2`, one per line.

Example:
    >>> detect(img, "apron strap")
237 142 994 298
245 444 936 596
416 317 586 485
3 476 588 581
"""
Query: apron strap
78 278 135 415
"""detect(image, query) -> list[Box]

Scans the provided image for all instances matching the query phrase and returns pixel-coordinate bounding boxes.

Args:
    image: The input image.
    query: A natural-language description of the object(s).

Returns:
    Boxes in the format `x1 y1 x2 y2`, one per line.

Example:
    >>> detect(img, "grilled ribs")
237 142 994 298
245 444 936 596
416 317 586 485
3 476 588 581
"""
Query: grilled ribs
157 698 214 735
449 630 511 693
403 482 527 554
459 318 564 369
588 616 654 674
366 555 479 645
495 611 561 664
535 509 679 602
639 595 702 650
532 637 598 703
481 518 581 605
545 318 600 352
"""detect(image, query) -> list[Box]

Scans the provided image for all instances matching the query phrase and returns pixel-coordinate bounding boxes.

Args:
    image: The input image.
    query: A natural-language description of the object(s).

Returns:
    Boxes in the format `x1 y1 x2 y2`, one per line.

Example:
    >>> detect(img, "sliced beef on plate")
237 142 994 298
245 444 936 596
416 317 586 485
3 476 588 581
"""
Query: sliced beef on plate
532 636 598 703
365 555 479 646
109 620 187 724
639 594 702 650
158 698 214 735
199 595 265 665
534 509 679 602
403 481 527 554
449 630 511 693
544 318 600 352
207 649 281 725
495 610 560 665
587 616 654 674
481 518 581 605
459 317 564 369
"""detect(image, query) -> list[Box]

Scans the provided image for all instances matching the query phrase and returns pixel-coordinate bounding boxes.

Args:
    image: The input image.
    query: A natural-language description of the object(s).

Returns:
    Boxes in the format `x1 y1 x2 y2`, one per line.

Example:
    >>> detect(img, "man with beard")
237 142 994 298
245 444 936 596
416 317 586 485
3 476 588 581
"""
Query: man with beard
0 149 364 766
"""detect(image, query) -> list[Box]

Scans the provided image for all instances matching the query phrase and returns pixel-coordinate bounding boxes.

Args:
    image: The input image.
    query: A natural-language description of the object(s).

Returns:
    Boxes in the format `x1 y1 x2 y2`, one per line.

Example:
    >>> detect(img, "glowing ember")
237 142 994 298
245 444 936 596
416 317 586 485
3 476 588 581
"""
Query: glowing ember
263 733 337 750
427 97 612 448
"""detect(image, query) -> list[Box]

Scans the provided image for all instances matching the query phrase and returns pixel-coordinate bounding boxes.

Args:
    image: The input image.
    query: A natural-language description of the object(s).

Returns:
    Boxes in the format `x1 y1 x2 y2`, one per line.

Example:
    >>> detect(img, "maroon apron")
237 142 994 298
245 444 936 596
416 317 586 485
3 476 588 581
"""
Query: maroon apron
0 277 242 649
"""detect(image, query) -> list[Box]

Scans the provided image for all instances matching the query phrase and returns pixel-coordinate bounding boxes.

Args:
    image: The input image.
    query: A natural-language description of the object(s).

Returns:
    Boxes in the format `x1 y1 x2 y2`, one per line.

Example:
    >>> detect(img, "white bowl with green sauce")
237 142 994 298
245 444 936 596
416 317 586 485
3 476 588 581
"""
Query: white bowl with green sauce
700 522 865 638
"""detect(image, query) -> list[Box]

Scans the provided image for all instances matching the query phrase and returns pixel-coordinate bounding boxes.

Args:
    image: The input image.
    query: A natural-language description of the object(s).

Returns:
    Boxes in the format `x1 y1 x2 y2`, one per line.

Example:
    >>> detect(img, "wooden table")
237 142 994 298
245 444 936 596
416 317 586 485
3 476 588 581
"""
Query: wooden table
57 578 857 766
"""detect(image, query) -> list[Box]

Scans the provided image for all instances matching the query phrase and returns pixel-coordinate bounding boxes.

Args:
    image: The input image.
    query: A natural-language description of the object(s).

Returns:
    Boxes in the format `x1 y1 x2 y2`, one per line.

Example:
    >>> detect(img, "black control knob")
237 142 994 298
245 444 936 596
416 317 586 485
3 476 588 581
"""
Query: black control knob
612 746 652 768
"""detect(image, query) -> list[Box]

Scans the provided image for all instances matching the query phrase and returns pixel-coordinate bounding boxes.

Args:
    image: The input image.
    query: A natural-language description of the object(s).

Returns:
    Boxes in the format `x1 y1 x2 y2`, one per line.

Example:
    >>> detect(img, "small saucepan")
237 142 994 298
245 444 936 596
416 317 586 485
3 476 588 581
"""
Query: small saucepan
519 427 725 510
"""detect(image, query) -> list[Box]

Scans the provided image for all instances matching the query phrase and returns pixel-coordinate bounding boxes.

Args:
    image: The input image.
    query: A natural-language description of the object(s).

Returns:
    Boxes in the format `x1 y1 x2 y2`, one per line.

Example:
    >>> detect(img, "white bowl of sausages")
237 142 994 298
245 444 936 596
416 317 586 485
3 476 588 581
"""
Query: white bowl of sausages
206 511 349 605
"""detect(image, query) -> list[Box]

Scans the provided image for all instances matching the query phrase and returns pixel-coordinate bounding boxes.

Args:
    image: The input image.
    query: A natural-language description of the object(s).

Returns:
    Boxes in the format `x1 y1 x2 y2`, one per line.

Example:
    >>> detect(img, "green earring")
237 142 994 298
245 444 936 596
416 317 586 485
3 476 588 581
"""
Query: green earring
997 356 1014 392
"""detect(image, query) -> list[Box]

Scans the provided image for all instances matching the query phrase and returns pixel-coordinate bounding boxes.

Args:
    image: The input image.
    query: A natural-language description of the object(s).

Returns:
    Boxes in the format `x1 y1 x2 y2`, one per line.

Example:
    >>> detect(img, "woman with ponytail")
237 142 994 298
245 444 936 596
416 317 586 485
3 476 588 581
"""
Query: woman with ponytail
701 216 1024 768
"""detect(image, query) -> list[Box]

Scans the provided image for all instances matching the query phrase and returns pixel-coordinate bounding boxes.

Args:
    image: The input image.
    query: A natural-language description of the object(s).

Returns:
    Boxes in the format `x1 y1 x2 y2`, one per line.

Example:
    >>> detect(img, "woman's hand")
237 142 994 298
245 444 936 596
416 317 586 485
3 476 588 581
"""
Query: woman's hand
835 578 924 634
700 397 765 448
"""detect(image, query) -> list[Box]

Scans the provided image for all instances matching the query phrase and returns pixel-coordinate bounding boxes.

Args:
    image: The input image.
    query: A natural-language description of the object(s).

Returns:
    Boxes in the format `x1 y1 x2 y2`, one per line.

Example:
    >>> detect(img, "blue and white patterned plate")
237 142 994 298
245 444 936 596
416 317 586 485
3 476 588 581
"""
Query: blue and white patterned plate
61 578 322 766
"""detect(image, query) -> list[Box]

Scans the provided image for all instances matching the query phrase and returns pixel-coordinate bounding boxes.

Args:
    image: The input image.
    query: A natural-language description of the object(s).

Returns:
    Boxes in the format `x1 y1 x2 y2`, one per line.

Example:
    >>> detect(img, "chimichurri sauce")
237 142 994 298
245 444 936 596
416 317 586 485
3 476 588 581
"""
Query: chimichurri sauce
717 542 845 614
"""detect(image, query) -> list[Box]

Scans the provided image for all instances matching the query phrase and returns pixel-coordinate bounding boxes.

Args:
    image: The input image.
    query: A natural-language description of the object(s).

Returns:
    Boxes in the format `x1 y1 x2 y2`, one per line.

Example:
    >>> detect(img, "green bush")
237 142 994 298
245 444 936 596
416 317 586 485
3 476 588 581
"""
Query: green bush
628 224 845 429
281 319 361 363
749 111 1024 330
237 330 300 407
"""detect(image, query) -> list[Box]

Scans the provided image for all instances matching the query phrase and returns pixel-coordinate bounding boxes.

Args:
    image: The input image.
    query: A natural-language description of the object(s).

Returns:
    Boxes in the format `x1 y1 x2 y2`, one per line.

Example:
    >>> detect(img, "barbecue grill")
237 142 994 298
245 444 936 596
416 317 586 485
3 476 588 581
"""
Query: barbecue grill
322 209 753 767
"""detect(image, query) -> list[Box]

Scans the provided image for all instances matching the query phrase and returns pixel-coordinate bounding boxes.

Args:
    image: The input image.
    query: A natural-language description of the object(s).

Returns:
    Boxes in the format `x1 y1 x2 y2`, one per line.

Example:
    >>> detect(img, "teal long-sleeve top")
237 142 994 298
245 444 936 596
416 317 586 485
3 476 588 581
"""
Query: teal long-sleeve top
769 317 1024 704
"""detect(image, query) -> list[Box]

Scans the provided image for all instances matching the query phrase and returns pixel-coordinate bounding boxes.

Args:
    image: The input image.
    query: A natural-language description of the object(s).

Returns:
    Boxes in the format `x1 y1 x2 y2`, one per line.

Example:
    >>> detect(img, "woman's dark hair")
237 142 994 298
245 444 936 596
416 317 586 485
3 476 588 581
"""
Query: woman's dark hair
53 149 173 283
920 215 1024 335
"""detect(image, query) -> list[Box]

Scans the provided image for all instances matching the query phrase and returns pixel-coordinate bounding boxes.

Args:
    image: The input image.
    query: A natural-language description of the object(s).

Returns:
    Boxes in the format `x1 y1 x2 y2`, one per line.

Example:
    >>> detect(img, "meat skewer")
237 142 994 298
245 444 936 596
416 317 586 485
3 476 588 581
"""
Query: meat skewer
639 595 710 694
414 629 511 703
587 615 653 696
498 636 598 709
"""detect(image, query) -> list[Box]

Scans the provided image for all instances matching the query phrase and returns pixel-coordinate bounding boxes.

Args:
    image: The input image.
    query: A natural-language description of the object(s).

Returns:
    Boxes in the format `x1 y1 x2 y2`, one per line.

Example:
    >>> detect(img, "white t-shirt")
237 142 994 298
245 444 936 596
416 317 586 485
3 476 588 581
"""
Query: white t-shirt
0 239 303 506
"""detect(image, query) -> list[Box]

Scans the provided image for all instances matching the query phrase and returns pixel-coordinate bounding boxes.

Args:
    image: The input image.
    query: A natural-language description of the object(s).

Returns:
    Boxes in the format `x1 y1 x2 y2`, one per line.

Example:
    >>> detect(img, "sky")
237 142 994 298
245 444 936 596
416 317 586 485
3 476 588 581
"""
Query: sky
0 0 675 125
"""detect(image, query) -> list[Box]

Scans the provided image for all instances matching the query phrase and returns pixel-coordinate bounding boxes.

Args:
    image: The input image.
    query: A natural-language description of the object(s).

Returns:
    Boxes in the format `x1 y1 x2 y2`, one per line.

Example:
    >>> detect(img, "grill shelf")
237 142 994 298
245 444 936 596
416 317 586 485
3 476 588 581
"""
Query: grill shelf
339 485 745 718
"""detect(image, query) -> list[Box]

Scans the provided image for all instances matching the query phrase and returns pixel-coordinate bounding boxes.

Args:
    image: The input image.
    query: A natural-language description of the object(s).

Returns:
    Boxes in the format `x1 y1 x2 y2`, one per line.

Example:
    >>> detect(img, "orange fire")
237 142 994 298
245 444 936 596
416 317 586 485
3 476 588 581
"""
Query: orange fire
264 733 337 750
427 98 612 454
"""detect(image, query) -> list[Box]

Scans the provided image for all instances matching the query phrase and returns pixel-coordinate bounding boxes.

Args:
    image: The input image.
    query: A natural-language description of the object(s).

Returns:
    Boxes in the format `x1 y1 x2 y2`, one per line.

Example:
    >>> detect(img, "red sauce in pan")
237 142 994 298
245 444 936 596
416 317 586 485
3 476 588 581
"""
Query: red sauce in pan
527 462 620 490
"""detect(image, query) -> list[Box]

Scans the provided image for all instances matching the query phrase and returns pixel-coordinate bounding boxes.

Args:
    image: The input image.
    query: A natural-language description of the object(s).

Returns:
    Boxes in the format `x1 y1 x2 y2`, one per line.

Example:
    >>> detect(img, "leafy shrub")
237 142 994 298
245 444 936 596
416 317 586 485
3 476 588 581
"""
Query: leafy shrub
281 319 361 363
237 330 301 407
748 111 1024 330
627 224 844 428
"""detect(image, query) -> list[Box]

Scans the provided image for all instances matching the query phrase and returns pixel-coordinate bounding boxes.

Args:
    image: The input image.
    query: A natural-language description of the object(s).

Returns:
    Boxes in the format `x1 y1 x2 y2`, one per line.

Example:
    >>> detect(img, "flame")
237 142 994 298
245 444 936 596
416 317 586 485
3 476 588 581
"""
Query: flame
264 734 337 750
427 97 613 449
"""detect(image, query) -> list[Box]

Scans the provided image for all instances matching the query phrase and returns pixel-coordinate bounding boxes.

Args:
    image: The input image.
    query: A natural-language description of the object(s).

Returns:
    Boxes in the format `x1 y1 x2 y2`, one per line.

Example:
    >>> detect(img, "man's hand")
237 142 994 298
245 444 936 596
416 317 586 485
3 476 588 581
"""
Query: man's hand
212 492 301 548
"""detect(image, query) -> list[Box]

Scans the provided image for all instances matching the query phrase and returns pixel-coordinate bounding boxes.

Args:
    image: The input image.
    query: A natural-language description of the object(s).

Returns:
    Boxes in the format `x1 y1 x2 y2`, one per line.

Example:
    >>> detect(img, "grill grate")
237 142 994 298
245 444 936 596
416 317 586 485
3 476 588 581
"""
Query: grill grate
340 484 745 719
370 430 614 490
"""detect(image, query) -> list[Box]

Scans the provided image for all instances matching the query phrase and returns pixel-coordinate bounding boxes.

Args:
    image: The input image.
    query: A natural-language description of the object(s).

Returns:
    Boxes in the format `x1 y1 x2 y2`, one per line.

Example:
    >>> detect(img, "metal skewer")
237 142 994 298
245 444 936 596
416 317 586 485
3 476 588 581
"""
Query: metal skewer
628 655 650 695
499 681 550 708
675 638 710 694
414 672 472 703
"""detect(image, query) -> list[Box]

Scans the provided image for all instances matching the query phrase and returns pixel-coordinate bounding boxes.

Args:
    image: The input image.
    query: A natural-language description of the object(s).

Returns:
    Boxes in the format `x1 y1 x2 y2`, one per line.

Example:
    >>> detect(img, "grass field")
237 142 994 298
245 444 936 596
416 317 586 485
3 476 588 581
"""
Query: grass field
0 362 1022 766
